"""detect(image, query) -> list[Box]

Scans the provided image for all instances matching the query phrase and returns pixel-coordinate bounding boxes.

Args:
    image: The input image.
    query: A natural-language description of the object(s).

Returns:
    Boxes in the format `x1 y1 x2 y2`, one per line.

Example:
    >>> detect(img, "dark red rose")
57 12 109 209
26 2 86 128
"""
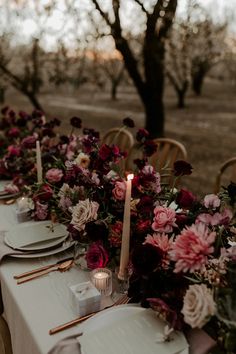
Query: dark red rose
176 188 196 209
86 242 109 269
175 213 188 227
131 244 163 276
143 140 158 157
21 136 37 149
1 106 9 115
135 219 151 234
70 116 82 128
32 109 44 118
136 195 154 214
85 220 109 242
99 144 111 160
7 127 20 138
51 117 61 126
134 158 147 170
34 184 53 202
123 117 135 128
42 128 55 138
173 160 193 176
136 128 149 142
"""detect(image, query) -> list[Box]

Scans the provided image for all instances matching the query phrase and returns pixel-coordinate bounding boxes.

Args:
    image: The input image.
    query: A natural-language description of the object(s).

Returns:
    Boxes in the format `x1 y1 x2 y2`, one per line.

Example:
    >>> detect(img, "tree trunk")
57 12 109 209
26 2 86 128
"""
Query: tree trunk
144 94 164 138
177 90 185 108
143 37 165 138
192 72 204 96
111 81 117 100
26 91 43 111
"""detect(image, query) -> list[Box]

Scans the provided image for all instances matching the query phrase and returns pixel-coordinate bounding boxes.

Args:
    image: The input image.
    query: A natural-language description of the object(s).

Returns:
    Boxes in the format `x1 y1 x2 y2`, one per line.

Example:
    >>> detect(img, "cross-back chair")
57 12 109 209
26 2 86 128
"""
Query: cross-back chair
214 157 236 194
126 137 187 185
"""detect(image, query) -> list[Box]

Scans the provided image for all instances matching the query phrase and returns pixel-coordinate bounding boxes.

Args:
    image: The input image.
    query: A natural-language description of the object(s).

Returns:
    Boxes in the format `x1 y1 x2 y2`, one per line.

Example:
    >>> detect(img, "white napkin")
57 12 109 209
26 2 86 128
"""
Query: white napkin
80 308 188 354
5 222 67 248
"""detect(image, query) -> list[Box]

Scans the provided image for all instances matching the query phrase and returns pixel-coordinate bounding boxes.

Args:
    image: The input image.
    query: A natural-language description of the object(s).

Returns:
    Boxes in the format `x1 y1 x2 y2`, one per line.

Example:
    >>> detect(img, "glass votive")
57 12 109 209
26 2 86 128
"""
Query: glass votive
90 268 112 297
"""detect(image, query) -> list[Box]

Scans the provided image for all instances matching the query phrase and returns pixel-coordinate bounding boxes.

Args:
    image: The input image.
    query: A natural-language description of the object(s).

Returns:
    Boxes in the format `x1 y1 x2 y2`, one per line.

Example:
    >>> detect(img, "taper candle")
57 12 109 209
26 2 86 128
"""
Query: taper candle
36 140 43 183
118 173 134 280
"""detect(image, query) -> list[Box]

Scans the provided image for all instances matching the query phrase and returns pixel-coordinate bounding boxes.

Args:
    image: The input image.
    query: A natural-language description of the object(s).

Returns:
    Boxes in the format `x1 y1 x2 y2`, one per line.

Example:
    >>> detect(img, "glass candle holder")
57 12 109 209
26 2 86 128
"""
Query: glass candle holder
90 268 112 297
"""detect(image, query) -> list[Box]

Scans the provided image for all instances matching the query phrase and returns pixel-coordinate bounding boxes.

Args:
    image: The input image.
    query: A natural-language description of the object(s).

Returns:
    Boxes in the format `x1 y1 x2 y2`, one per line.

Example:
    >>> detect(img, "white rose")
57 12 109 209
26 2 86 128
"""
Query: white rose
75 152 90 168
181 284 216 328
71 199 99 231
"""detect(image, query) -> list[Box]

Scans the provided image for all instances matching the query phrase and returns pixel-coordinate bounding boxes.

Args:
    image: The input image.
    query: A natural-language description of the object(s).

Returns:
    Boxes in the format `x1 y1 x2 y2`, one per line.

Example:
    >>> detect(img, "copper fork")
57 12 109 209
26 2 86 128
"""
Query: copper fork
49 293 130 335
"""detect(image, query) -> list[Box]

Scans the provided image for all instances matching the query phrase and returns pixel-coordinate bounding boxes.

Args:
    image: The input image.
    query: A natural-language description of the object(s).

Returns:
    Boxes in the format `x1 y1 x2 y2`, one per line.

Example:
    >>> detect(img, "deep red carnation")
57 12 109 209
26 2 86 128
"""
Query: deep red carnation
176 188 196 209
99 144 111 160
173 160 193 176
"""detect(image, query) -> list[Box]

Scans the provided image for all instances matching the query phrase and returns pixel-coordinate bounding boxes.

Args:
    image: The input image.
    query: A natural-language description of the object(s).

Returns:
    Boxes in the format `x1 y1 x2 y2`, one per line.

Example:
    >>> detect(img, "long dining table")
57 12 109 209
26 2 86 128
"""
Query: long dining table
0 202 217 354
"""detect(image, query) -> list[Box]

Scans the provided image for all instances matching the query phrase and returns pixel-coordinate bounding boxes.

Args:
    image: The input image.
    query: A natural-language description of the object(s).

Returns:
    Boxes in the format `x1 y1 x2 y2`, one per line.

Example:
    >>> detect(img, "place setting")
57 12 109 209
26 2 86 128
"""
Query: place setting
0 220 75 261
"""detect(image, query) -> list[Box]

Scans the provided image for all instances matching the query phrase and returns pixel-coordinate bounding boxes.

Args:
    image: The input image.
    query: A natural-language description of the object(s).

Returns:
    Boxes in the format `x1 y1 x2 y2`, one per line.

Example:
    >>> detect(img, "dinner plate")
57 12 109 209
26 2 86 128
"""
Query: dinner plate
10 240 75 258
5 221 68 250
79 305 189 354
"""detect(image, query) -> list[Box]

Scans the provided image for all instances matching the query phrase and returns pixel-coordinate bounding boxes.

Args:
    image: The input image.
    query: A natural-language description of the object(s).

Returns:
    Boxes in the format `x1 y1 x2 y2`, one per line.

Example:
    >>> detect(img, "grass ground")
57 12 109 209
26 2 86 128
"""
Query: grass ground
2 78 236 198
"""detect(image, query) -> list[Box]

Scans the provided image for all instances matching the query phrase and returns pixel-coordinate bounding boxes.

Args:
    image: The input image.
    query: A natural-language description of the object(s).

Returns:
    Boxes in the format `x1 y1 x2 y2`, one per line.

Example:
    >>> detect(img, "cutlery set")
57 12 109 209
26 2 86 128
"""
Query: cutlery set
13 260 130 335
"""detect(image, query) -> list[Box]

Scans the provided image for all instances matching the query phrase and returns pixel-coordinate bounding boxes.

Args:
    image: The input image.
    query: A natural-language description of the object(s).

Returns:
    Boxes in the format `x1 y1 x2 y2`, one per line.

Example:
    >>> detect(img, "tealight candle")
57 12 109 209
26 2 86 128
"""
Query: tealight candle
17 197 28 212
91 268 112 296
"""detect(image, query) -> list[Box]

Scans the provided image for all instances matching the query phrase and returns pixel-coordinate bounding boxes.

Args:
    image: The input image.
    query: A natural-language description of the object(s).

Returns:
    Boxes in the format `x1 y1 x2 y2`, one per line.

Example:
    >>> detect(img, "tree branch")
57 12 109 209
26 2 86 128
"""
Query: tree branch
159 0 178 38
133 0 149 15
91 0 112 27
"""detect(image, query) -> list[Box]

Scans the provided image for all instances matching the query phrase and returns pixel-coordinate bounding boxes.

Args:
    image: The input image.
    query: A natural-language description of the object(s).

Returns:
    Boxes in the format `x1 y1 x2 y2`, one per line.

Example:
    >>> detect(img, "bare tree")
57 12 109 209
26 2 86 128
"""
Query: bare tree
101 57 125 100
90 0 178 138
165 21 191 108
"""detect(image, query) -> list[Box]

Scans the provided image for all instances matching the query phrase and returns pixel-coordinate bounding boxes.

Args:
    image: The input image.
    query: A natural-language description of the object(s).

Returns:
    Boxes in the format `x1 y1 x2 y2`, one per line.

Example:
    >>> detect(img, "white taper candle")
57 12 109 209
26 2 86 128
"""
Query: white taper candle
118 173 134 280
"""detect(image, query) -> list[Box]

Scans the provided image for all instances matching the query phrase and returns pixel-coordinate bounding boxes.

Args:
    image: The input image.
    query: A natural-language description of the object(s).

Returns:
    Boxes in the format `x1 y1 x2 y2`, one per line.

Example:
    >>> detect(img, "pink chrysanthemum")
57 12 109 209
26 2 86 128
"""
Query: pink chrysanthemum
144 233 174 253
170 223 216 273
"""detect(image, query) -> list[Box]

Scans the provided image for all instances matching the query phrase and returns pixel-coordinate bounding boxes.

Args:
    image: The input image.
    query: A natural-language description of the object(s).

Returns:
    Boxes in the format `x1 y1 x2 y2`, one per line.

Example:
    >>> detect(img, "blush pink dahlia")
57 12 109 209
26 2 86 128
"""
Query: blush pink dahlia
170 223 216 273
152 206 177 233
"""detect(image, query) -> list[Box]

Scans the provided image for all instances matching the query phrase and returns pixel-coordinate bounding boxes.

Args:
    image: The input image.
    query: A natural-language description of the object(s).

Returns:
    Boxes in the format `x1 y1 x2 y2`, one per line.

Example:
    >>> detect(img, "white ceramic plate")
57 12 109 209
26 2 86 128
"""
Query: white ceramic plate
10 240 75 258
4 233 68 251
79 305 189 354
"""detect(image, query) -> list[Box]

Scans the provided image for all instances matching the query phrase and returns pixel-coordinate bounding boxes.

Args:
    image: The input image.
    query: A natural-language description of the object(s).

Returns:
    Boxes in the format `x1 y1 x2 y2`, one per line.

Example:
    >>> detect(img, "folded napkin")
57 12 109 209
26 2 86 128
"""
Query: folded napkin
6 222 67 248
0 231 33 262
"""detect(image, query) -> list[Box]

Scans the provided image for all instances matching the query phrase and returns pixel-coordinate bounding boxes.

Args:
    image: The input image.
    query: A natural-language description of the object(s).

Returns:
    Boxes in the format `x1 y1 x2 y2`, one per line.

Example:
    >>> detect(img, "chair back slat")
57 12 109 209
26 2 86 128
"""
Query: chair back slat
101 128 134 153
214 157 236 193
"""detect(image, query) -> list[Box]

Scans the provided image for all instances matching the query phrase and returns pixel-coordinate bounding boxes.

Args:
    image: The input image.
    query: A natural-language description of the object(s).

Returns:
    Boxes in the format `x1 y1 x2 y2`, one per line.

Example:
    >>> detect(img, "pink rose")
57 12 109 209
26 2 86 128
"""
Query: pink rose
152 206 177 233
112 180 126 200
204 194 220 209
86 242 109 269
45 168 63 183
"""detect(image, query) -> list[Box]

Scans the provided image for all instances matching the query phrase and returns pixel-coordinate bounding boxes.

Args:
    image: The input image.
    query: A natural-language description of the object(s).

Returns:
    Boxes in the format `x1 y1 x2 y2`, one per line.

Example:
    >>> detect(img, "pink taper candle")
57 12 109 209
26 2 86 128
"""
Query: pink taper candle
36 140 43 184
118 173 134 280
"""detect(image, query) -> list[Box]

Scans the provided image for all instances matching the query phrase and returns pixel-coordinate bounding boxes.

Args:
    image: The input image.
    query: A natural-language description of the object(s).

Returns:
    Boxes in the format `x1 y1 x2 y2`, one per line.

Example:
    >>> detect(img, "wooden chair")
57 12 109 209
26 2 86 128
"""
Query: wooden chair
126 137 187 185
149 138 187 172
214 157 236 194
101 128 134 152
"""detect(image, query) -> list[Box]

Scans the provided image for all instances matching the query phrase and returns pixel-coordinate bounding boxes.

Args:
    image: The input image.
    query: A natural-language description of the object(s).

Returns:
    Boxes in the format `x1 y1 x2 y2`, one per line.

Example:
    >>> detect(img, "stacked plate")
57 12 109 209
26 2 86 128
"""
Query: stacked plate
0 180 19 200
4 221 73 258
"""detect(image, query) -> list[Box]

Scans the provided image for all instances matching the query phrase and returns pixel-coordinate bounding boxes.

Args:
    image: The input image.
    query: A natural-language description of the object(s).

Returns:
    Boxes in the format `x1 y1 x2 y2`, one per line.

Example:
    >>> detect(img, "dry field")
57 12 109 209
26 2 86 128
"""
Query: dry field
3 78 236 198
